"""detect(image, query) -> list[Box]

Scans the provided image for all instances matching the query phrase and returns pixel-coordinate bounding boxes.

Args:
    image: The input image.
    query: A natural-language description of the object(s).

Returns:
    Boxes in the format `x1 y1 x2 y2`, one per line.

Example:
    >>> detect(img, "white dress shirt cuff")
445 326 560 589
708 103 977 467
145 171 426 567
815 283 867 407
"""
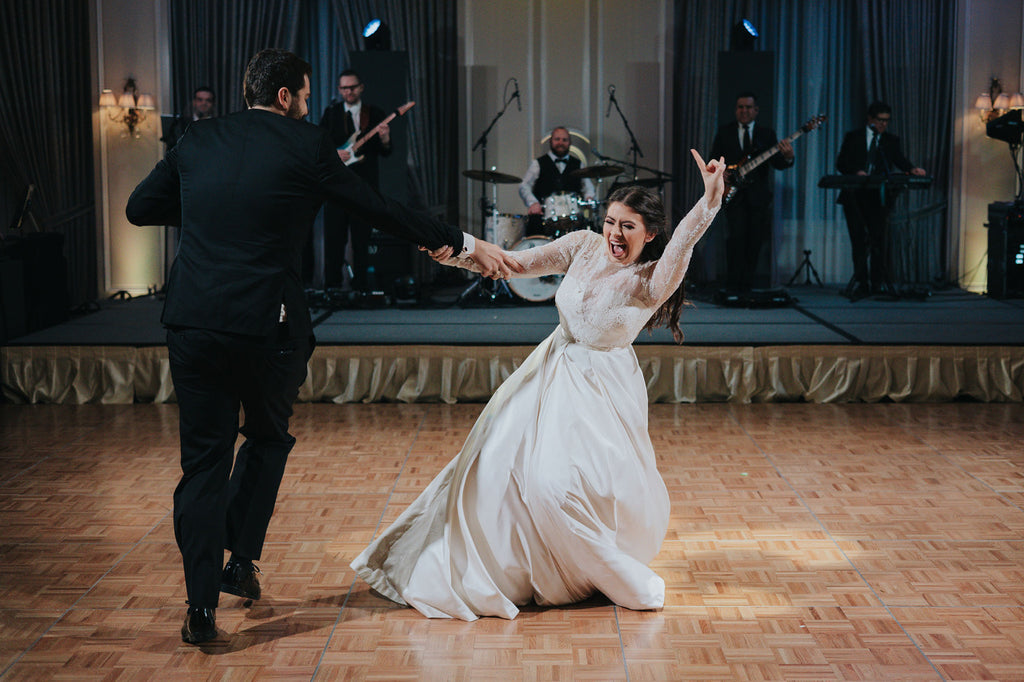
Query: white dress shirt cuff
461 232 476 255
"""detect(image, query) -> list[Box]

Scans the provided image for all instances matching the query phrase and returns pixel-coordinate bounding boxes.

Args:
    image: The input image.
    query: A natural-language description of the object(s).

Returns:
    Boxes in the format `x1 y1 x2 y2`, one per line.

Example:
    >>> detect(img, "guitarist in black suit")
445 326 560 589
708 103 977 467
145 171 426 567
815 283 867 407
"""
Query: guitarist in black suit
836 100 926 298
710 91 794 291
126 48 520 645
317 69 392 290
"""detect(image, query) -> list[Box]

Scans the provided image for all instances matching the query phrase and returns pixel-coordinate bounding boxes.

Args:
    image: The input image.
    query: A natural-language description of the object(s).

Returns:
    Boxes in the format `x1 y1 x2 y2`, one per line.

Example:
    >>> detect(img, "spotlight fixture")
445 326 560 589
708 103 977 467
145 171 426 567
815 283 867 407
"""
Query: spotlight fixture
363 19 391 50
730 19 759 51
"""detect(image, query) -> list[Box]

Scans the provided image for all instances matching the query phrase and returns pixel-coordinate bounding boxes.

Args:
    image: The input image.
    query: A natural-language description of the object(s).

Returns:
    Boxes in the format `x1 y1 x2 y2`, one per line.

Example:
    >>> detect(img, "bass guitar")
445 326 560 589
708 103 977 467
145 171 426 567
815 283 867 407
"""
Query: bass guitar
723 114 827 204
338 101 415 166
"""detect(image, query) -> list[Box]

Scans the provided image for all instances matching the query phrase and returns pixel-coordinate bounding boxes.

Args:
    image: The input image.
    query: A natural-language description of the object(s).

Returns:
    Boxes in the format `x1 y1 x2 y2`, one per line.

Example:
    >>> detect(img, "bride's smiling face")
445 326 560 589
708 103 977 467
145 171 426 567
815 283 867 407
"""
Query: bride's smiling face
602 201 655 265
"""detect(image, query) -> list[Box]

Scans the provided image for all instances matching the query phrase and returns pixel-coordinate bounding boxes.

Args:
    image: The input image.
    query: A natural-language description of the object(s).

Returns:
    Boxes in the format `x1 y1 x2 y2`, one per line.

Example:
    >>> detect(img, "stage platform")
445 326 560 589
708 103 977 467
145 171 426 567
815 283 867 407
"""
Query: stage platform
3 283 1023 404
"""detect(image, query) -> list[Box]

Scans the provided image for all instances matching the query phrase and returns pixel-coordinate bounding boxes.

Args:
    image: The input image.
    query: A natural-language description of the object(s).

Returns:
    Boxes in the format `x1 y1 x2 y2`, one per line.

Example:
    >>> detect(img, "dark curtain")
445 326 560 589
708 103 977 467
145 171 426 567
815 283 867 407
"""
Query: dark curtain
857 0 955 284
0 0 96 306
167 0 302 117
673 0 954 286
325 0 459 216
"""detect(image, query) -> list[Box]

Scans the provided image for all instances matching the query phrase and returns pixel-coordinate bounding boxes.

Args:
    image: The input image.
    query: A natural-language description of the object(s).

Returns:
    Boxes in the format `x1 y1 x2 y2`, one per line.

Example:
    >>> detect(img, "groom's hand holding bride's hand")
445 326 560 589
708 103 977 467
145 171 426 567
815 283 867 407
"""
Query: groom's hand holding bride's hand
420 239 523 280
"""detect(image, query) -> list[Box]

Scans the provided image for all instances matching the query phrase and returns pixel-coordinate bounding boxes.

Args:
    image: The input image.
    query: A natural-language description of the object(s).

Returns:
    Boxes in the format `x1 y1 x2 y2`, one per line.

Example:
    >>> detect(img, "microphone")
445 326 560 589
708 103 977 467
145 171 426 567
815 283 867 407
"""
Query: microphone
606 85 616 118
513 79 521 112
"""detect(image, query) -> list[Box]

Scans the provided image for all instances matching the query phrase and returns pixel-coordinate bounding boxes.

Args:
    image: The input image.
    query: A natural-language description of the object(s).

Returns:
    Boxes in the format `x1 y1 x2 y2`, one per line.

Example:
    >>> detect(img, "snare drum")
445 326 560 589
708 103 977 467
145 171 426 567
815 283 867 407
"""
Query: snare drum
507 235 563 302
484 213 526 249
541 193 583 237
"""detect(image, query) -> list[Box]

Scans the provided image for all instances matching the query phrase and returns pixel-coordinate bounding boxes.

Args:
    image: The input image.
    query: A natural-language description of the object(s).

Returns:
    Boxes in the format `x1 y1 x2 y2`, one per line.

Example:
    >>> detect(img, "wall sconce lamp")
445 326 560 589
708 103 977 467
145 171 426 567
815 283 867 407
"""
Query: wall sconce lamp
100 78 155 137
975 78 1024 125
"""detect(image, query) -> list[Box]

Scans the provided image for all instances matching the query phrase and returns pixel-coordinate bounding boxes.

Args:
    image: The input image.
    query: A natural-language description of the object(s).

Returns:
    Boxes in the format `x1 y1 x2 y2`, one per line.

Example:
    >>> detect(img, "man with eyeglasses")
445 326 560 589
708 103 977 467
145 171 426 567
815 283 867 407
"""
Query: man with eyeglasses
836 100 927 299
316 69 393 291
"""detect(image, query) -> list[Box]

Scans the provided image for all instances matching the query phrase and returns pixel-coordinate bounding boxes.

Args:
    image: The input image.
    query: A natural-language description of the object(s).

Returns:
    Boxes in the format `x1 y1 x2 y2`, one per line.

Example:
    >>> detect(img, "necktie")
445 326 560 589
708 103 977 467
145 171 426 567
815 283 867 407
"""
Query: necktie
346 109 357 134
742 124 751 154
868 132 879 173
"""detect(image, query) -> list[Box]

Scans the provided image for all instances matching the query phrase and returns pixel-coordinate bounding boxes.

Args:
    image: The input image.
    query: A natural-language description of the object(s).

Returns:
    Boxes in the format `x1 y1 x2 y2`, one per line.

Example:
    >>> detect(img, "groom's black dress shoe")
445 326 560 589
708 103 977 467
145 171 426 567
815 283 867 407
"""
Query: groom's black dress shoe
181 607 217 644
221 560 261 600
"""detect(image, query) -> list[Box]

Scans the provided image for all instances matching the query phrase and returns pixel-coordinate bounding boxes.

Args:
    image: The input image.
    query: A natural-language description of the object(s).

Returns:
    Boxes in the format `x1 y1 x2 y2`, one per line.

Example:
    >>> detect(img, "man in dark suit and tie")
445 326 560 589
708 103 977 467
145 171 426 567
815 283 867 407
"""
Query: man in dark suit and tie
836 100 927 298
317 69 391 290
126 48 518 645
710 91 794 291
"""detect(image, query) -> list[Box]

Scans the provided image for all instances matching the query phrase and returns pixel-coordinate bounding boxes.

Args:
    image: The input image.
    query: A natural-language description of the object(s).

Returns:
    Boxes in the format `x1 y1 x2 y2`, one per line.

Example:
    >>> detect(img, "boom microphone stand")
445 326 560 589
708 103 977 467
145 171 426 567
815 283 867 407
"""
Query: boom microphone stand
606 85 644 180
460 79 520 305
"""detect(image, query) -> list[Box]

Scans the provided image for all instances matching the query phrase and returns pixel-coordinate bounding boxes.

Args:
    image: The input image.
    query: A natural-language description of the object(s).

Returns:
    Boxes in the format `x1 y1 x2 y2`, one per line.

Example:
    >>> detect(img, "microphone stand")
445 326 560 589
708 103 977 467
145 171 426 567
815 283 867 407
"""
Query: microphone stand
869 128 900 298
607 90 644 180
461 79 518 305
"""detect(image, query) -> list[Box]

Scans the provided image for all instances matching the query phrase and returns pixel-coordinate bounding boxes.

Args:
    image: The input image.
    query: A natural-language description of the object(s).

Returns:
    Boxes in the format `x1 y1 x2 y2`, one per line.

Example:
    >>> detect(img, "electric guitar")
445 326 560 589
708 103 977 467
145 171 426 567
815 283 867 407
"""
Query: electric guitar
338 101 415 166
723 114 827 204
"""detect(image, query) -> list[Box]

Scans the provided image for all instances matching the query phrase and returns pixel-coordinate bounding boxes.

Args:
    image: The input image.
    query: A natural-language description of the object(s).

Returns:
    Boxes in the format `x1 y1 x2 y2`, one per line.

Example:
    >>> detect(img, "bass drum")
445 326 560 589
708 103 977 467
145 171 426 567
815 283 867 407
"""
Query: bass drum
507 235 563 302
484 213 526 249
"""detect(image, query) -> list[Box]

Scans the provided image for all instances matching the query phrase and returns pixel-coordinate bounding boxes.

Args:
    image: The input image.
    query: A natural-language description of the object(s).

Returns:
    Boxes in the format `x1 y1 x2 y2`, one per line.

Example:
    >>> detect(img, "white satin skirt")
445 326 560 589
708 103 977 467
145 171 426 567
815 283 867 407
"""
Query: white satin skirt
350 326 670 620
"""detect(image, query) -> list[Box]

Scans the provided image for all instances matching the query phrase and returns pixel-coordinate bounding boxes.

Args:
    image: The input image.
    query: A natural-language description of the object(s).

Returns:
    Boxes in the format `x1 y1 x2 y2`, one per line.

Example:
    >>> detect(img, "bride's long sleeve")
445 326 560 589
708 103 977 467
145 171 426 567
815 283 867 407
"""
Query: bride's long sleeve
644 195 720 304
438 229 591 278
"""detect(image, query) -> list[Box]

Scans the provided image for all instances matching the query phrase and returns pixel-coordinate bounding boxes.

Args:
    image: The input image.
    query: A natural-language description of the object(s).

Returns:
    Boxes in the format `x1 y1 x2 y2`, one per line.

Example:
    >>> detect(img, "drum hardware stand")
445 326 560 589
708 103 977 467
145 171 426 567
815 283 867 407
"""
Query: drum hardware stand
592 149 675 193
786 249 824 287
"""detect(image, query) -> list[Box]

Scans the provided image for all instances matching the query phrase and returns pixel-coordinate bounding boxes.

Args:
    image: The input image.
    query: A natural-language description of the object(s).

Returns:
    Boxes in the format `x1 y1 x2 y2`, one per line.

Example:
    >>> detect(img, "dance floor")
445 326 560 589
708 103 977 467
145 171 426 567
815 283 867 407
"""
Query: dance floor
3 400 1024 680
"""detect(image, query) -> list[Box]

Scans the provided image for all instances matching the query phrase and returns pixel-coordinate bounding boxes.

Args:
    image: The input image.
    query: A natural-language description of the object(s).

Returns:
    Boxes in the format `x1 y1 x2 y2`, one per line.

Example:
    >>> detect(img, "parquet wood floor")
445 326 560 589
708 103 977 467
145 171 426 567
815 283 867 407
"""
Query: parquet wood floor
2 401 1024 680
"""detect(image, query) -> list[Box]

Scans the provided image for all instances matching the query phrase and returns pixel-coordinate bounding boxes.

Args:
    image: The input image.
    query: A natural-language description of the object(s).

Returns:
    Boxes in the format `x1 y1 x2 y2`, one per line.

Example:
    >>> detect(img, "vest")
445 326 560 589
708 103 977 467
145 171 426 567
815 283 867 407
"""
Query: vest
533 155 583 201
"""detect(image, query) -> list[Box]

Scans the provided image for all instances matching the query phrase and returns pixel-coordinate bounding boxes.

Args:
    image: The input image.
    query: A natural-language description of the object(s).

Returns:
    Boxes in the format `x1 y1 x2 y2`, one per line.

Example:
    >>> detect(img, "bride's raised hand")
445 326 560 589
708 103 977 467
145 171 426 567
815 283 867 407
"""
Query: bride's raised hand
690 148 725 208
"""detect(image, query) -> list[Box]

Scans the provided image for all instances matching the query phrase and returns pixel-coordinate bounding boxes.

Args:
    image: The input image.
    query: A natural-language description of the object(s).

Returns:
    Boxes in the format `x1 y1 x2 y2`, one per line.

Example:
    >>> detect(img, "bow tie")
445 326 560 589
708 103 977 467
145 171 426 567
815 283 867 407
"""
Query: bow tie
554 157 569 164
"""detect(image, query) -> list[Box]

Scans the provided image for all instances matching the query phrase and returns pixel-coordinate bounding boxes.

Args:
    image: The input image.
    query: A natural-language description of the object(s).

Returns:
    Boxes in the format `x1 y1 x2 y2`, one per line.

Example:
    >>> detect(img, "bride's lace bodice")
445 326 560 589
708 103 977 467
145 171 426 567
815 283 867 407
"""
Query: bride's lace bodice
449 196 719 349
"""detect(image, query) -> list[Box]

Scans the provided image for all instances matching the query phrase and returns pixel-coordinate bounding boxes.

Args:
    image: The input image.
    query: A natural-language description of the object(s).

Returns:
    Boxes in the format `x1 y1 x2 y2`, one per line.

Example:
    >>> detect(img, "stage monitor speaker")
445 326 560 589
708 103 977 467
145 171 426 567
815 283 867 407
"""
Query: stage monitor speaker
987 201 1024 298
348 50 410 205
366 230 414 295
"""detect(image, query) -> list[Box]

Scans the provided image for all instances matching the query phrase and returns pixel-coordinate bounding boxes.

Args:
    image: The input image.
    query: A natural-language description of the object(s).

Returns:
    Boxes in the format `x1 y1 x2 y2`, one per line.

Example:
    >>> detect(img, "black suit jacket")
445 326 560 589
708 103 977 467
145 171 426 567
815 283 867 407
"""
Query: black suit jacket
835 128 915 205
126 108 462 339
710 120 793 207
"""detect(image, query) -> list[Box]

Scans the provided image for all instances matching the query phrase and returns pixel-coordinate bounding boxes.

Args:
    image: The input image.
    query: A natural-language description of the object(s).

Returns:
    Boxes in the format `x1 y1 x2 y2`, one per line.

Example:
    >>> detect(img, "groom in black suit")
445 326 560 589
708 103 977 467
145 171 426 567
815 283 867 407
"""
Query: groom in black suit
835 100 926 298
710 91 794 291
126 48 518 645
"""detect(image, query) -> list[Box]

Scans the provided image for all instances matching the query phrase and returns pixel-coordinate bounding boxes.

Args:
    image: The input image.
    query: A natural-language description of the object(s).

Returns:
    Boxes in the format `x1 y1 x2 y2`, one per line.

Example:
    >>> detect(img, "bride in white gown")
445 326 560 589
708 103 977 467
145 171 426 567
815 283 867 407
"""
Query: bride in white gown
351 150 725 620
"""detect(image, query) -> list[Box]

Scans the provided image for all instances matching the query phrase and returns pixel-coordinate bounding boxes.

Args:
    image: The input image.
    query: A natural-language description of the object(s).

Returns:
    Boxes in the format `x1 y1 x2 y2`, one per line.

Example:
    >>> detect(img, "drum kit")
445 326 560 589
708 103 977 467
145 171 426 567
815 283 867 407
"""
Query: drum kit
459 163 624 303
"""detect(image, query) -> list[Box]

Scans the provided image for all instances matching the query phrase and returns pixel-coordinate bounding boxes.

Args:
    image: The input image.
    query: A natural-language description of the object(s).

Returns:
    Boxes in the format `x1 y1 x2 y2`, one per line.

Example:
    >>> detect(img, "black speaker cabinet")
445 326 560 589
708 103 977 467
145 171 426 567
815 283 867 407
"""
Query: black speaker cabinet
366 230 413 295
0 232 68 342
987 201 1024 298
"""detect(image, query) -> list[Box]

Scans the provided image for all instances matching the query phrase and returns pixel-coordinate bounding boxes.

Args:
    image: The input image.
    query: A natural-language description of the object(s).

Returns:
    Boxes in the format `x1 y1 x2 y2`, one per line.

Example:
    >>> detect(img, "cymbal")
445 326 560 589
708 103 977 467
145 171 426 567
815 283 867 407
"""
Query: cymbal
568 164 624 179
462 169 521 184
613 176 672 188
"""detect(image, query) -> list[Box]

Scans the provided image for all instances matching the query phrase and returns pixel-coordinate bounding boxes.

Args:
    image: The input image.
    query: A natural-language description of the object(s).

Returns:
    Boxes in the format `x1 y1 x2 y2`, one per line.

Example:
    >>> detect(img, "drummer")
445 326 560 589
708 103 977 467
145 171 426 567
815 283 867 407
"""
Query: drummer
518 126 595 233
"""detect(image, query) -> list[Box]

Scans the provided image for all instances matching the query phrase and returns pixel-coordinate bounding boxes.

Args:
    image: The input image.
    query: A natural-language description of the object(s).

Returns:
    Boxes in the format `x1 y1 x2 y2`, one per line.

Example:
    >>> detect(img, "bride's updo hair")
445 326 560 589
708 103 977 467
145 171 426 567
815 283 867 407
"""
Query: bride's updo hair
605 185 689 343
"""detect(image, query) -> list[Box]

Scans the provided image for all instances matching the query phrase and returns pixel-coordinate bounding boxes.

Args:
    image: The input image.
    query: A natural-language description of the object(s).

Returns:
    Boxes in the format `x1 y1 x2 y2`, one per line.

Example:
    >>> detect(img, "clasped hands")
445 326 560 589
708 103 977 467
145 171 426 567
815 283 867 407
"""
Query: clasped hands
418 240 523 280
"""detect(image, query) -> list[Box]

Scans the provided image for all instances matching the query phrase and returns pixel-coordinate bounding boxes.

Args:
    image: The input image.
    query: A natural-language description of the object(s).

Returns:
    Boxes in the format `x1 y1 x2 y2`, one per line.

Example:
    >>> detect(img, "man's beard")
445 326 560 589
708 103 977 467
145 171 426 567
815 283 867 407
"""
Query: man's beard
286 98 305 120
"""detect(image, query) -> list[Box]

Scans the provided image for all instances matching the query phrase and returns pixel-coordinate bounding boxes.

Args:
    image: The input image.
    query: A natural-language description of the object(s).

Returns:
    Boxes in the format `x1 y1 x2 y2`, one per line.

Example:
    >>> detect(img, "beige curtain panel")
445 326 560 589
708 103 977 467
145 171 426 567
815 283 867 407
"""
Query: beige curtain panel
4 345 1022 405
